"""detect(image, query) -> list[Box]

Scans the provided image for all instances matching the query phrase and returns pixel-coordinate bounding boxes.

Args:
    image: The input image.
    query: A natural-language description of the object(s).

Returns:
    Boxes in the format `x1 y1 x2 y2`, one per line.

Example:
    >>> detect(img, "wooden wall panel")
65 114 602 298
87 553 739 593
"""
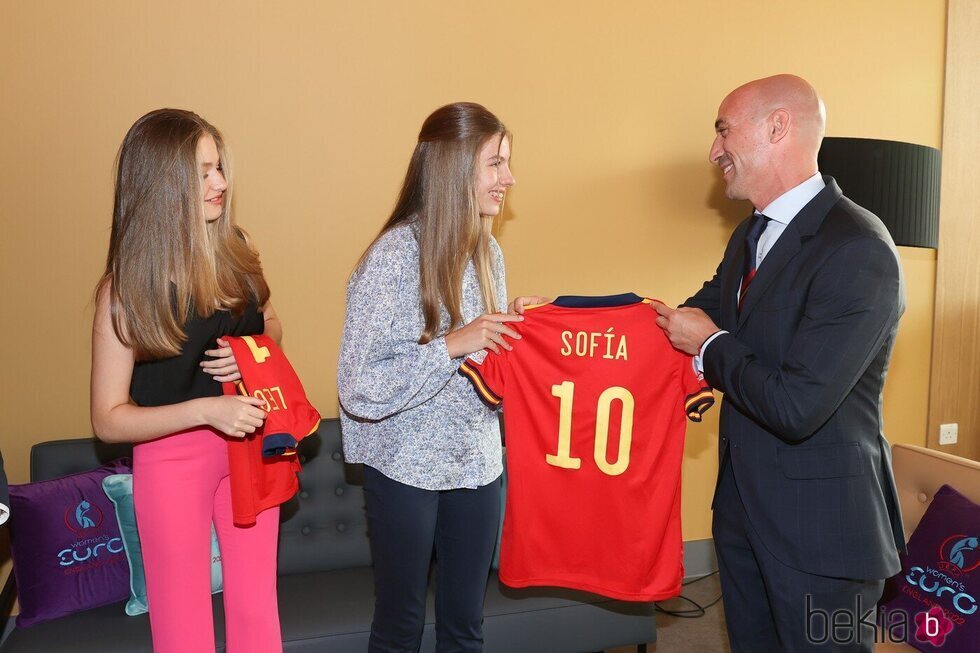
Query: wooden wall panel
928 0 980 460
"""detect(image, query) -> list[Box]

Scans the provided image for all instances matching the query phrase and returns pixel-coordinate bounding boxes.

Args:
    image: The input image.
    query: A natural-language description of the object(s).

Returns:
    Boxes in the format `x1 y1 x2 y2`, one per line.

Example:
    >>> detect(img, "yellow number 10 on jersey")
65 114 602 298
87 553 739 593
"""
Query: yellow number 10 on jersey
546 381 635 476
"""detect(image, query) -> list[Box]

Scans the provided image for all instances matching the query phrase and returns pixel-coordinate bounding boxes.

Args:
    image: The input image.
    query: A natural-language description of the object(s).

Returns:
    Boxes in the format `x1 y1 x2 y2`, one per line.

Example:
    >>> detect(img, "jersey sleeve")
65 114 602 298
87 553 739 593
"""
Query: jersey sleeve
459 348 509 408
681 355 714 422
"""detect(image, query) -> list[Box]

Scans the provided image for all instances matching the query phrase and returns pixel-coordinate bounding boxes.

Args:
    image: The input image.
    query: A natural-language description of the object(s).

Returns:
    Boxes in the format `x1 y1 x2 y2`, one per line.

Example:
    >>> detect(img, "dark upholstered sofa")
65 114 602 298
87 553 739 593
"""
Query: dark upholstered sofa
0 418 655 652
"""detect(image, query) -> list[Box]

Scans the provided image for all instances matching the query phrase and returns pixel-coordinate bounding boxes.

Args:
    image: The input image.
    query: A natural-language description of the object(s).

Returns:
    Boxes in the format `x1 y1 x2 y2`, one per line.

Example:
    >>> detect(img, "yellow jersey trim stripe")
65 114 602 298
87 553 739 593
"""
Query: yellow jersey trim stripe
459 361 502 407
685 389 715 423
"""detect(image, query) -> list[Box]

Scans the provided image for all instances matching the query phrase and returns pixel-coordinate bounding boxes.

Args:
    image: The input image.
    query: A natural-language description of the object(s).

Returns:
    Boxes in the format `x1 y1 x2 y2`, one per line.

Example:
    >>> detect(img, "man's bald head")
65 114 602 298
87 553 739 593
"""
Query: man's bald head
727 74 826 152
710 74 826 208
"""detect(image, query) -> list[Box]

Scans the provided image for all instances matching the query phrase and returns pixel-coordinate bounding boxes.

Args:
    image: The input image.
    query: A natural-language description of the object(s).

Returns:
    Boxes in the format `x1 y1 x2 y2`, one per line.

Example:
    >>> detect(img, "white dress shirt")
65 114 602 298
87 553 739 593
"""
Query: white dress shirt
696 172 826 369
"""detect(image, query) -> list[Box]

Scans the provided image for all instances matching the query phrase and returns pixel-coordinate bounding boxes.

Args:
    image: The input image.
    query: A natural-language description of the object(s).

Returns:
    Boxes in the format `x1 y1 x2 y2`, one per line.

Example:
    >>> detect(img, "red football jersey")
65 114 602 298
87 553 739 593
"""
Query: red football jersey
459 294 712 601
223 335 321 526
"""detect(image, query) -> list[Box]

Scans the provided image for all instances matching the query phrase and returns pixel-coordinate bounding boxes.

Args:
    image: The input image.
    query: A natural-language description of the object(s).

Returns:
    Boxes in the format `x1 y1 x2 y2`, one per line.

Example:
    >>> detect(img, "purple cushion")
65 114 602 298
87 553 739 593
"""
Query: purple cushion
880 484 980 652
9 458 132 627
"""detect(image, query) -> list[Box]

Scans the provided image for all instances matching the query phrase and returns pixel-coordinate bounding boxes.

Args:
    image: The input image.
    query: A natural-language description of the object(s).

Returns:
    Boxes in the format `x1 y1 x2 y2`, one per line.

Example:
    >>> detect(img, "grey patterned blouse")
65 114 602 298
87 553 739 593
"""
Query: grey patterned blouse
337 223 505 490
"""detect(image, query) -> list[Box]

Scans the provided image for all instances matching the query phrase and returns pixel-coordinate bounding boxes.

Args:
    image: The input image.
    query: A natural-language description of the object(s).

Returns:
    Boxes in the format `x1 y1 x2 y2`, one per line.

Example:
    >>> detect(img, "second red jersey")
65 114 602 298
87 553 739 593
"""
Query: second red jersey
460 293 712 601
223 335 321 526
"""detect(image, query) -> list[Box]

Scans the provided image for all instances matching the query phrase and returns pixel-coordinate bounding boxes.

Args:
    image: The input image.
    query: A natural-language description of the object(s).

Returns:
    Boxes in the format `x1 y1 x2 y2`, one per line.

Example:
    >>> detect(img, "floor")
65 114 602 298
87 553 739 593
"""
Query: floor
609 572 731 653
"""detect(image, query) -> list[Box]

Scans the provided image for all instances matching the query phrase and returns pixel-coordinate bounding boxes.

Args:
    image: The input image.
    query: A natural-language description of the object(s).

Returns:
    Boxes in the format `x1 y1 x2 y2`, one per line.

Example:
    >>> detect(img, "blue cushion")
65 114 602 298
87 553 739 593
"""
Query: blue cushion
101 474 223 616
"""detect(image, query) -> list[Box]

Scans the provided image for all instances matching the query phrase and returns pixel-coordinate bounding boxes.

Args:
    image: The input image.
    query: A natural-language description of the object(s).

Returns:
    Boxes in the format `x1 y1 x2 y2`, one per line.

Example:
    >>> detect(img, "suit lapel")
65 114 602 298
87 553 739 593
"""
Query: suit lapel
736 224 801 328
735 177 844 329
721 221 748 329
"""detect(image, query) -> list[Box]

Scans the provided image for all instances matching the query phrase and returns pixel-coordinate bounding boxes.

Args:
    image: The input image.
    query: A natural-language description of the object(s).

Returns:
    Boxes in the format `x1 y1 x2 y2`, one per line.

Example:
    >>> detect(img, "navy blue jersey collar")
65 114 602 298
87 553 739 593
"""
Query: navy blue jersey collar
551 293 644 308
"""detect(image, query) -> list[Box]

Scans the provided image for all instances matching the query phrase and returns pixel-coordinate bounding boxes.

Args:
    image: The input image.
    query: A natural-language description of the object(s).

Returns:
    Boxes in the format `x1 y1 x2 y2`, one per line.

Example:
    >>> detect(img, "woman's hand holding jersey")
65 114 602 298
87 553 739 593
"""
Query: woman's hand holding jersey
445 312 523 357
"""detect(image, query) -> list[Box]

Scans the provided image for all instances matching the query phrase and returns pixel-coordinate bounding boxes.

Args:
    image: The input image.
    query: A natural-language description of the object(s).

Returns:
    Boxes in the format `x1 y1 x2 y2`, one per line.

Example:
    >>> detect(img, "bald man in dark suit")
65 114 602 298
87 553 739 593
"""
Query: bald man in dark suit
655 75 905 652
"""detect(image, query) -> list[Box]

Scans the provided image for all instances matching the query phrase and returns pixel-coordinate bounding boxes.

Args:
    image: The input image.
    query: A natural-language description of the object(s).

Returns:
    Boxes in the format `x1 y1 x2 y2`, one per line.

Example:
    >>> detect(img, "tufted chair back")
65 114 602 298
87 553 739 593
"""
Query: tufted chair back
277 418 371 574
28 419 373 576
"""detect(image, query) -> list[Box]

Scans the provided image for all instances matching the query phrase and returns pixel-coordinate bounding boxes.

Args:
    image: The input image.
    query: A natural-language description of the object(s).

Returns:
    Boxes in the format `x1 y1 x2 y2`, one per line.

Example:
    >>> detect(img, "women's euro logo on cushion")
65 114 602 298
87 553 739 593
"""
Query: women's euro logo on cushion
941 536 980 574
58 498 125 568
69 500 102 531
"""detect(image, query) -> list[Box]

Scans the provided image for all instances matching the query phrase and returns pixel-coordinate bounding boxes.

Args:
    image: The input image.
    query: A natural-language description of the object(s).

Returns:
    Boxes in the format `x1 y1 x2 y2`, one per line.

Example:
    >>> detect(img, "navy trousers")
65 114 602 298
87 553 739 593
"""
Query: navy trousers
713 458 886 652
363 465 501 653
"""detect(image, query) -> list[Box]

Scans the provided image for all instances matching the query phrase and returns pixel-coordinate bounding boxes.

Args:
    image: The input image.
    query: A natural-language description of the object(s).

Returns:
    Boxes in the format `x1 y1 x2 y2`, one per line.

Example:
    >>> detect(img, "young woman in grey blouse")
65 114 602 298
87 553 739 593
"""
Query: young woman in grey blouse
338 103 545 652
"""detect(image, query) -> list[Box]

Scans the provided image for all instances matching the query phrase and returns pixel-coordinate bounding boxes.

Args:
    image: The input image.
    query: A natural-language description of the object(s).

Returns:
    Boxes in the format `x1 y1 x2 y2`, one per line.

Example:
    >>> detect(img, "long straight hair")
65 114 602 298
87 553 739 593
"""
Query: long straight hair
359 102 510 343
98 109 270 359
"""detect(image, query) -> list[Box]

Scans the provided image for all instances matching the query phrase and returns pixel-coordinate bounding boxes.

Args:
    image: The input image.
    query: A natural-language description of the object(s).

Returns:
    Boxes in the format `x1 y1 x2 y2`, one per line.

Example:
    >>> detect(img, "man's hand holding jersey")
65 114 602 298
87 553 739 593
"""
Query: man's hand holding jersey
651 301 720 356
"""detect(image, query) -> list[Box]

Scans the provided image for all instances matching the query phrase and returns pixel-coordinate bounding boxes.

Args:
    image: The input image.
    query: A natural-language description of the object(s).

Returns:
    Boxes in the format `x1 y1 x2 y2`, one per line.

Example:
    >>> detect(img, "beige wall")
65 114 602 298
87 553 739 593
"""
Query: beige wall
0 1 945 540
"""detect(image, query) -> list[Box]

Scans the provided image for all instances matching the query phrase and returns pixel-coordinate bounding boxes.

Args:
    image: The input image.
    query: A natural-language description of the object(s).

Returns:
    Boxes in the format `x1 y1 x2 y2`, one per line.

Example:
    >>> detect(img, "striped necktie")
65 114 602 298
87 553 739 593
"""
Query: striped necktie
739 213 770 312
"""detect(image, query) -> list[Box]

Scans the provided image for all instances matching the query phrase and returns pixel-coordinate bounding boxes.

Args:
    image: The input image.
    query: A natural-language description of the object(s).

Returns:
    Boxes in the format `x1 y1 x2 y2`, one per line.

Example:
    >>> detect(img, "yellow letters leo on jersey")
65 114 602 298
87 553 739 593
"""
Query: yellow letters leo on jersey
253 386 287 412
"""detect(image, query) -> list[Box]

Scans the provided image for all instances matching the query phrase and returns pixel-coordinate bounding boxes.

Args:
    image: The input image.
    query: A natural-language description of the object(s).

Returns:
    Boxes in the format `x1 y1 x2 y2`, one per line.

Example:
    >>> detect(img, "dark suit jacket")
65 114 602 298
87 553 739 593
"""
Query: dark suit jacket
685 177 905 580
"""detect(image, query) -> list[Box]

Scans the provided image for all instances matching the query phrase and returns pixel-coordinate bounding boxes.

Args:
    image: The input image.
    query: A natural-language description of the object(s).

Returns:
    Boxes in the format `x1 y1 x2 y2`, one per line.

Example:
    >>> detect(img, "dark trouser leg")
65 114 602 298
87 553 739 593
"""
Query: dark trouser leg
364 465 439 653
748 527 885 652
433 475 501 653
715 458 886 652
712 458 782 653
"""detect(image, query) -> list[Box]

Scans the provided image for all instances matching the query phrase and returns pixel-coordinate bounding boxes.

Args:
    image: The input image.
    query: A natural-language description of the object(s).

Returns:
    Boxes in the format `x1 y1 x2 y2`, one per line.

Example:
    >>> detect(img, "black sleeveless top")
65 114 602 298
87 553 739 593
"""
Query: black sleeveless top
129 300 265 407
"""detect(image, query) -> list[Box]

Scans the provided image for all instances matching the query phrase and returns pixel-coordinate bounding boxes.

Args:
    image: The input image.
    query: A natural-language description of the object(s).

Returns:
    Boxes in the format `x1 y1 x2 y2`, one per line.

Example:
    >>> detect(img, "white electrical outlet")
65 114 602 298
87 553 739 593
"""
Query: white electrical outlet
939 423 958 446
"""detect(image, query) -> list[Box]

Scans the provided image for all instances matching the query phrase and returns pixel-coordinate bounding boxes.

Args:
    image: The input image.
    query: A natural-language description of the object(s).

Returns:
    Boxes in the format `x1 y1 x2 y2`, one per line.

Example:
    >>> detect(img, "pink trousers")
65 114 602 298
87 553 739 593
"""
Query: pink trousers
134 427 282 653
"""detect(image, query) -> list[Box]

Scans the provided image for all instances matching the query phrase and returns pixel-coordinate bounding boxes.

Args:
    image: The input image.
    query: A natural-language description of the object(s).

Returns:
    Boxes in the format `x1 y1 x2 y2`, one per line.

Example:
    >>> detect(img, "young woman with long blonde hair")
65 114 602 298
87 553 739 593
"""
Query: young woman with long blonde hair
338 102 545 652
91 109 283 652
